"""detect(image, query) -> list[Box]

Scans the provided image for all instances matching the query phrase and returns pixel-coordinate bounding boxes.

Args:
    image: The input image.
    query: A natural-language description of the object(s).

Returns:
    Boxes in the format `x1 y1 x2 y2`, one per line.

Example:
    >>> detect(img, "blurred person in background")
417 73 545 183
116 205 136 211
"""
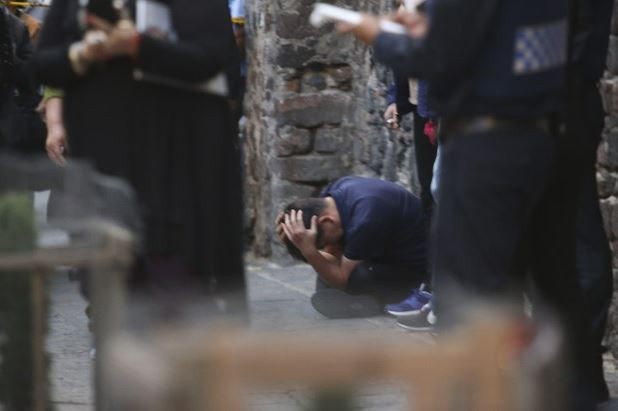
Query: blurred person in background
6 3 44 41
0 4 45 154
383 0 436 221
227 0 245 121
33 0 246 312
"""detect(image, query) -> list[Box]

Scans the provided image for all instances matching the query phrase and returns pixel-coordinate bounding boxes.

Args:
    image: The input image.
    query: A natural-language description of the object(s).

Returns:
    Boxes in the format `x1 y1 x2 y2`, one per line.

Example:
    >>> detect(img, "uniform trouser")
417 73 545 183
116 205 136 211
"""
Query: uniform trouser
574 83 612 403
412 108 438 219
431 123 596 410
577 159 612 404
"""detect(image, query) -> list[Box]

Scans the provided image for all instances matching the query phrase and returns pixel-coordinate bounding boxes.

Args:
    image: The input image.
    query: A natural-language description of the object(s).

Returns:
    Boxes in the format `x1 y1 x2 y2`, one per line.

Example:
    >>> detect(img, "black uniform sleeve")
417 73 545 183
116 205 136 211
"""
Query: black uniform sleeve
0 8 13 85
11 15 35 91
136 0 236 83
394 71 414 116
373 0 499 84
575 0 614 81
33 0 81 88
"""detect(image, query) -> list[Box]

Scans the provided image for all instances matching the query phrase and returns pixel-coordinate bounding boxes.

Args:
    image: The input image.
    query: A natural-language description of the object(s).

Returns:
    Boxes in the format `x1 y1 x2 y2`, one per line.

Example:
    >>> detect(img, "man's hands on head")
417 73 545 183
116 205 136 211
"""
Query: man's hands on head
280 210 319 258
276 210 355 290
275 212 287 243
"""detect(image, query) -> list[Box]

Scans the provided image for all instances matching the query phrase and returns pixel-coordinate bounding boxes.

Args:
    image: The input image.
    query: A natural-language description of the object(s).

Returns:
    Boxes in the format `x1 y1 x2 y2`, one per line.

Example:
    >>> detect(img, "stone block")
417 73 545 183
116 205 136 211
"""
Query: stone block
599 140 610 168
314 127 347 154
275 44 315 68
597 170 616 198
607 129 618 169
612 198 618 240
601 197 616 240
272 180 319 202
607 115 618 131
612 245 618 274
276 92 351 128
301 72 328 92
275 126 312 157
285 78 301 93
270 180 319 224
275 10 316 40
600 77 618 117
608 36 618 75
327 65 353 89
273 155 350 182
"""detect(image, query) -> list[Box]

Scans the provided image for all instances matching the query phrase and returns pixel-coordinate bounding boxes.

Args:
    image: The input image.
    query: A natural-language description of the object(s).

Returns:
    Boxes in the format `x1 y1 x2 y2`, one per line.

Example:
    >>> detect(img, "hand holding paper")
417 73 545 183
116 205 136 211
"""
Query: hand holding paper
310 3 406 34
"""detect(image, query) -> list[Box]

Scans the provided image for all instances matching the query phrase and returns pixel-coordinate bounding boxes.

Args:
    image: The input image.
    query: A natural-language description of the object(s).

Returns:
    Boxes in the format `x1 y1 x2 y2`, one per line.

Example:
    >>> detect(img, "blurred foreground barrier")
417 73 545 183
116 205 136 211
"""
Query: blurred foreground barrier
0 155 136 411
107 314 566 411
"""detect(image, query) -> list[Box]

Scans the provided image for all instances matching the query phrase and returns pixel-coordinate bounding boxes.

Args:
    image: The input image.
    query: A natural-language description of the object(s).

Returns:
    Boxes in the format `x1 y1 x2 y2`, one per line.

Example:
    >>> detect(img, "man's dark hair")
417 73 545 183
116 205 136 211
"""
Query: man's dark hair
278 198 326 261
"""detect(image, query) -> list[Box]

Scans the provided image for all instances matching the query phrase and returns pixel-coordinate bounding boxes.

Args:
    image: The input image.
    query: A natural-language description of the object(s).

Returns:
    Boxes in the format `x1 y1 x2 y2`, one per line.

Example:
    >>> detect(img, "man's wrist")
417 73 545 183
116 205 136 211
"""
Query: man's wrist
301 246 320 260
354 15 380 44
128 33 141 60
47 123 65 132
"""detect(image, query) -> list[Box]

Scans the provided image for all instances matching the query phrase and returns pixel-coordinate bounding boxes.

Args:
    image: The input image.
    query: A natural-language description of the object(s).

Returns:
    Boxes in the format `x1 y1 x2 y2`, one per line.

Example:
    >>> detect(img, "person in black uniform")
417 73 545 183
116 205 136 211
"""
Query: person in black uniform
33 0 246 311
339 0 597 409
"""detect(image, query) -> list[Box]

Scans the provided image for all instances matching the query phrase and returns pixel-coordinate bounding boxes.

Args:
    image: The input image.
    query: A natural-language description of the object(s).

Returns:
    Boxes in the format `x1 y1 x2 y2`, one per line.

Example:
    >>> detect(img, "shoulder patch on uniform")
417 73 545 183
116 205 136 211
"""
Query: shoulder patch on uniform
513 20 567 75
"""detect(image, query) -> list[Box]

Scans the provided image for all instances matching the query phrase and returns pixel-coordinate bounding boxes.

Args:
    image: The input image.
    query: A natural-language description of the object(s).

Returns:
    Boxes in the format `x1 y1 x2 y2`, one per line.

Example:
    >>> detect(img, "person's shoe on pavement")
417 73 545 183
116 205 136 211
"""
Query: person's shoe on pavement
385 283 432 316
396 303 436 331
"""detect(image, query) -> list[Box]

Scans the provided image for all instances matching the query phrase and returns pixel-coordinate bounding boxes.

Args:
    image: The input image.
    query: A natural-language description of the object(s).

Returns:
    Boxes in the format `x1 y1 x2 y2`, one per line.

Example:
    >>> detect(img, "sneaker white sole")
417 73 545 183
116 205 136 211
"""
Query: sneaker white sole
396 320 432 331
385 308 423 317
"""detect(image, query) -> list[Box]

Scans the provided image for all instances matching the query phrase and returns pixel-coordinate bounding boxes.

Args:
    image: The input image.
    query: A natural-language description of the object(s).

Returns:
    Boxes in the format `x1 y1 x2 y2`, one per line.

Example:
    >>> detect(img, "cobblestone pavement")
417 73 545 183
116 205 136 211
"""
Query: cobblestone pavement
47 258 618 410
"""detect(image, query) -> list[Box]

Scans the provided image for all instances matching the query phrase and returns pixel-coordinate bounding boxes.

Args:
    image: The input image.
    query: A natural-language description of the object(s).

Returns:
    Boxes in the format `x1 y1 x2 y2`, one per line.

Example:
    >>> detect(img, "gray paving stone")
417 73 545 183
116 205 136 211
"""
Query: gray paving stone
44 257 618 410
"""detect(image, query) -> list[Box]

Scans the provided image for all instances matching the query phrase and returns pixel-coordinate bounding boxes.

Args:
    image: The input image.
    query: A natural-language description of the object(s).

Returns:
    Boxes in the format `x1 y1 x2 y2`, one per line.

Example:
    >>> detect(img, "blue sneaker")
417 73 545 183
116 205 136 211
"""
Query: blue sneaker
385 284 432 316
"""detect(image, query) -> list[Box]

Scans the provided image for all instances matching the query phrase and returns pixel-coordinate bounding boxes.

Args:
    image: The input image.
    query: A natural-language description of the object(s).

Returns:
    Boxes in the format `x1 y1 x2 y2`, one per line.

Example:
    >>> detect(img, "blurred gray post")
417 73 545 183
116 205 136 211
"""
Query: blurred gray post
0 156 137 411
89 223 134 411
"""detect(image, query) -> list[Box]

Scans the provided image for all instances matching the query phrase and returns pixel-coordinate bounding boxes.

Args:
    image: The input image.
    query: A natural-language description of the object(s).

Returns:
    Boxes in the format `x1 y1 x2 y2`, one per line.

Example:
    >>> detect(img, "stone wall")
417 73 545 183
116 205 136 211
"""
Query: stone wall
600 0 618 357
244 0 418 259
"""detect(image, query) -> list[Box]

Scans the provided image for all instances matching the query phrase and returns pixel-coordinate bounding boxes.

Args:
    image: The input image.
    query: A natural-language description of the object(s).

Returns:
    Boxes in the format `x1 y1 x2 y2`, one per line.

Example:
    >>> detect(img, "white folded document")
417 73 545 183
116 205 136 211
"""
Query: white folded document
310 3 407 35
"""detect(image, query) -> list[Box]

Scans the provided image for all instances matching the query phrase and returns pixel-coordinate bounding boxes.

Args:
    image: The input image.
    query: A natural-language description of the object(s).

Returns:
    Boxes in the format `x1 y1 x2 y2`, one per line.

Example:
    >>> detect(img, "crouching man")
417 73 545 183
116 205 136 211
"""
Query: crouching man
276 176 428 318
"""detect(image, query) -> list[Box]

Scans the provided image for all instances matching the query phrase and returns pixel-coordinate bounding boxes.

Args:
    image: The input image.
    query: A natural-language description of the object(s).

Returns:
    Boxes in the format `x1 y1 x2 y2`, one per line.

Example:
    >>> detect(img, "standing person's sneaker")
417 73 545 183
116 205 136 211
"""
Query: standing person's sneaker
311 289 382 319
385 284 432 316
396 304 436 331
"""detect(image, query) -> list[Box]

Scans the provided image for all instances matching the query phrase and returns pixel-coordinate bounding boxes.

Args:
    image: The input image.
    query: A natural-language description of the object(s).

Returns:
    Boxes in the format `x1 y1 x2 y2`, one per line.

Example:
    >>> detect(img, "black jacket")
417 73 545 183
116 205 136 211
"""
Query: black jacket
1 9 35 94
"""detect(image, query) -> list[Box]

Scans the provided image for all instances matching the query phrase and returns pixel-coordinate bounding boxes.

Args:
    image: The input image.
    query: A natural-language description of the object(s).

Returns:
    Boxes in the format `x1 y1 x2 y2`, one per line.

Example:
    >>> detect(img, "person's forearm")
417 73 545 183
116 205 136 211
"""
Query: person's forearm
304 249 348 290
374 0 499 81
45 97 64 128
